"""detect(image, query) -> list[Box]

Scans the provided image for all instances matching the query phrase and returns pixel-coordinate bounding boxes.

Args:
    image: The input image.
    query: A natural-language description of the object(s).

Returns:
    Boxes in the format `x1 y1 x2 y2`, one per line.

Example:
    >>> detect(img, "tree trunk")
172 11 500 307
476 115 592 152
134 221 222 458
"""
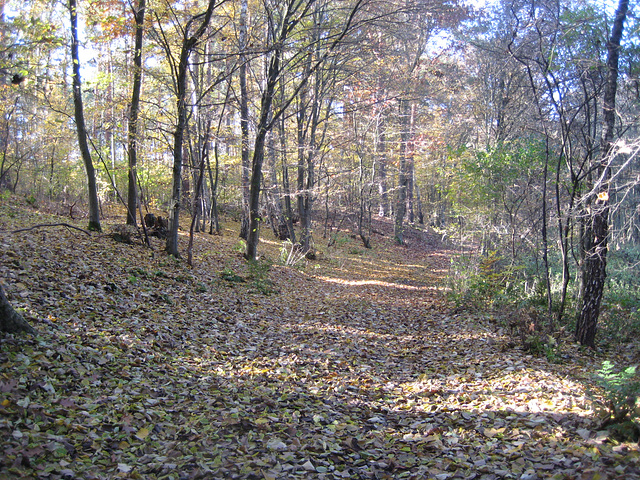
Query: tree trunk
165 0 218 257
165 44 191 257
266 129 288 240
246 69 278 260
576 0 628 347
126 0 146 226
0 284 35 335
239 0 250 240
188 124 208 267
69 0 101 232
394 99 410 244
279 102 296 243
244 0 363 260
376 116 389 217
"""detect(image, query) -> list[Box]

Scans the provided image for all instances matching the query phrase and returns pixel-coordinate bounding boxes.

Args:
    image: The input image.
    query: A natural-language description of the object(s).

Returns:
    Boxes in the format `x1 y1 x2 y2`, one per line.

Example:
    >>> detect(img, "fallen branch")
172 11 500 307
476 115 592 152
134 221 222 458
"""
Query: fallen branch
12 223 92 236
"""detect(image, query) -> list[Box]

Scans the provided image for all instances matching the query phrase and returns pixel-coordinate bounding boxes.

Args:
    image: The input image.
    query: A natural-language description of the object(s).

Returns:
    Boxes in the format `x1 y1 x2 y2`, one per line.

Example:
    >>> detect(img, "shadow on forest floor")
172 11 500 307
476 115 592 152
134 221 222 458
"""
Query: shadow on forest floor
1 198 639 479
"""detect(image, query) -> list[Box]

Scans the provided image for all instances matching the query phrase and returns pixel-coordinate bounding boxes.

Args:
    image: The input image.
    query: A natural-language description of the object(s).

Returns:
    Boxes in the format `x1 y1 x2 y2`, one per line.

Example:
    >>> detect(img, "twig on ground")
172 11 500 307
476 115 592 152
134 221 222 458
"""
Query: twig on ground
11 223 92 236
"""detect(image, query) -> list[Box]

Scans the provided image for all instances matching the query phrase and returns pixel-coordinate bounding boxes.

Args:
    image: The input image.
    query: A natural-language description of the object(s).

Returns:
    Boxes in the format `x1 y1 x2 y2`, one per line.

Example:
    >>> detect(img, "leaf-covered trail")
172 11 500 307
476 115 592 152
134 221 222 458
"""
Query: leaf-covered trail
1 200 639 479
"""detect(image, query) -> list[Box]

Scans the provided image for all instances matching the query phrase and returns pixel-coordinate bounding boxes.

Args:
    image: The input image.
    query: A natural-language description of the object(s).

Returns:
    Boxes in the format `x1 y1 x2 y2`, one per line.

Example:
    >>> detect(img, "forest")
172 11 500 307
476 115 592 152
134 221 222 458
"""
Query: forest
1 0 640 477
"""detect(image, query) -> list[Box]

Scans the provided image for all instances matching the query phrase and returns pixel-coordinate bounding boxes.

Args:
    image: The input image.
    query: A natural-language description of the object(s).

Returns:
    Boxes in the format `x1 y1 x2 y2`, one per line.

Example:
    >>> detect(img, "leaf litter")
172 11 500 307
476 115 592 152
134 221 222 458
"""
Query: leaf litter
1 199 639 479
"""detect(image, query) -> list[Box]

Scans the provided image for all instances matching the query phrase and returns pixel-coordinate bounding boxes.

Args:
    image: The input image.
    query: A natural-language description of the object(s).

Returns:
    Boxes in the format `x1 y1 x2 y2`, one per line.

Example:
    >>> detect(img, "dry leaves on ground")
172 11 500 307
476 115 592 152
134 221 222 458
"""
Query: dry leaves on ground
1 198 639 479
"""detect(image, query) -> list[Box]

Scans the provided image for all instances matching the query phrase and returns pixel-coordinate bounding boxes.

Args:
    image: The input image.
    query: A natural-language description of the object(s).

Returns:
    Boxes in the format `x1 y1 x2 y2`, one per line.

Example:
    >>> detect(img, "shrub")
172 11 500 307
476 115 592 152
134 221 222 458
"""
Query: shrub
447 251 523 309
248 259 275 295
279 240 307 267
594 361 640 441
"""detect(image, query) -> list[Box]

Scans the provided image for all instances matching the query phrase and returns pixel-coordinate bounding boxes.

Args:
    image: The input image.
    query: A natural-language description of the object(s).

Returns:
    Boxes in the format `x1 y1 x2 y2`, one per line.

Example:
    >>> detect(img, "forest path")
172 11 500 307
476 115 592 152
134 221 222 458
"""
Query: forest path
1 199 639 479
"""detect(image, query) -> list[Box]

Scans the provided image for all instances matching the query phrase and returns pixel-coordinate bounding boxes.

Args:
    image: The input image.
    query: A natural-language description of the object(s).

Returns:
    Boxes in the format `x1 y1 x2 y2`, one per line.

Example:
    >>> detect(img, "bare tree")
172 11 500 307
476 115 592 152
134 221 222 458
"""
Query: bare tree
576 0 629 347
238 0 251 240
244 0 365 261
162 0 221 257
69 0 101 232
126 0 146 227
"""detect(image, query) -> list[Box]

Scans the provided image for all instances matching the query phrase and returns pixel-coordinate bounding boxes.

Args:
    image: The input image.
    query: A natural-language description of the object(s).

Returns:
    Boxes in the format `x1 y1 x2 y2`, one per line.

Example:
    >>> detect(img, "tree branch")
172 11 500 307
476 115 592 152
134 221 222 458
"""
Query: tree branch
11 223 92 236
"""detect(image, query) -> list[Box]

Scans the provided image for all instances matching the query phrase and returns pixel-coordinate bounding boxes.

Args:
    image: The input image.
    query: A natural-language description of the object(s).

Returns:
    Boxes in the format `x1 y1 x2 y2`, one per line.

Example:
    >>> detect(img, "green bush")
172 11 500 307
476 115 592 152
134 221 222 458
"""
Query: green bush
594 361 640 441
220 267 245 283
447 251 524 309
247 259 275 295
600 246 640 343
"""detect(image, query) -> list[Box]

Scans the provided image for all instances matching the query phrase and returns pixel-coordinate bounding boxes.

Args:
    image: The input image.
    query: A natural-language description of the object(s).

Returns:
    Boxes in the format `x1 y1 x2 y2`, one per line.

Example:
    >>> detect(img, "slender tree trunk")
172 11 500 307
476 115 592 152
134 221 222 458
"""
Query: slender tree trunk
126 0 146 226
0 104 15 190
246 67 278 260
377 113 389 217
280 104 296 243
394 99 410 244
407 105 415 224
297 82 316 254
69 0 101 232
166 46 191 257
576 0 628 347
374 86 389 218
188 124 209 267
357 151 372 248
414 172 424 225
266 129 288 240
207 142 221 235
0 284 35 335
165 0 218 257
239 0 250 240
541 139 553 324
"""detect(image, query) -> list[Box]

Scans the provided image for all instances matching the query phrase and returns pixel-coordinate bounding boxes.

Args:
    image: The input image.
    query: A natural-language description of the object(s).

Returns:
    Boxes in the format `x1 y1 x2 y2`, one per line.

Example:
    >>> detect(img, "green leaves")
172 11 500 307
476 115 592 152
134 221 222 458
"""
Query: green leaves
594 360 640 439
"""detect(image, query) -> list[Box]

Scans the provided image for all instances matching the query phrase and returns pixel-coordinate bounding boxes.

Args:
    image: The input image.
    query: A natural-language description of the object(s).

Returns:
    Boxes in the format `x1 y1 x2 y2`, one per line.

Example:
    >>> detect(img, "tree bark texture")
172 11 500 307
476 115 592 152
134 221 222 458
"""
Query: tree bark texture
69 0 101 232
239 0 250 240
376 113 389 217
575 0 628 347
0 284 35 335
126 0 146 226
246 63 278 260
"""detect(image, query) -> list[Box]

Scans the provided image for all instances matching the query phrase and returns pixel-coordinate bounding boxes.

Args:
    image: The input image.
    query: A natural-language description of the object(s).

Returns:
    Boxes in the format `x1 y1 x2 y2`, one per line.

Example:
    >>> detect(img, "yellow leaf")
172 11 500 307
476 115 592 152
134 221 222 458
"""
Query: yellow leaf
135 427 150 440
1 399 9 407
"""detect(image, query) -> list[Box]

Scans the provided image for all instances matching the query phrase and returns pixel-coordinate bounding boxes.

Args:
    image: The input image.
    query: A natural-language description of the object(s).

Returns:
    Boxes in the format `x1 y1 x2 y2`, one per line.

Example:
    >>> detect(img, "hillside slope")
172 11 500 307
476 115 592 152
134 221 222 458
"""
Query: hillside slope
1 198 639 479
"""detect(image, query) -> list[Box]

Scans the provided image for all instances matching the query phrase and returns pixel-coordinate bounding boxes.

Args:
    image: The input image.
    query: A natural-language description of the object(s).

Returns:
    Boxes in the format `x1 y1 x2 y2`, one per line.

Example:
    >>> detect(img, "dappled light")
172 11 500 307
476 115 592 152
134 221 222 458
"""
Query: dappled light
2 0 639 476
1 199 639 478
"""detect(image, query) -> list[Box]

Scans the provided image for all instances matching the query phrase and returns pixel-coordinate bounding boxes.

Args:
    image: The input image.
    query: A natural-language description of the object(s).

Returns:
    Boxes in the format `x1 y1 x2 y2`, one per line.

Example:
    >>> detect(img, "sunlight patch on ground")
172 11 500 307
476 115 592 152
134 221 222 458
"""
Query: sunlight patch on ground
317 275 440 291
339 256 428 273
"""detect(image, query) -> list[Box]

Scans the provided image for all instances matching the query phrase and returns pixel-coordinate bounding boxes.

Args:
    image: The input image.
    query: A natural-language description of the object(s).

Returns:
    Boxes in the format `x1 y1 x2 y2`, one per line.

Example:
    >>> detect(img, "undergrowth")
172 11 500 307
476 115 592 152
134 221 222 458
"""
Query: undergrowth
594 361 640 442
